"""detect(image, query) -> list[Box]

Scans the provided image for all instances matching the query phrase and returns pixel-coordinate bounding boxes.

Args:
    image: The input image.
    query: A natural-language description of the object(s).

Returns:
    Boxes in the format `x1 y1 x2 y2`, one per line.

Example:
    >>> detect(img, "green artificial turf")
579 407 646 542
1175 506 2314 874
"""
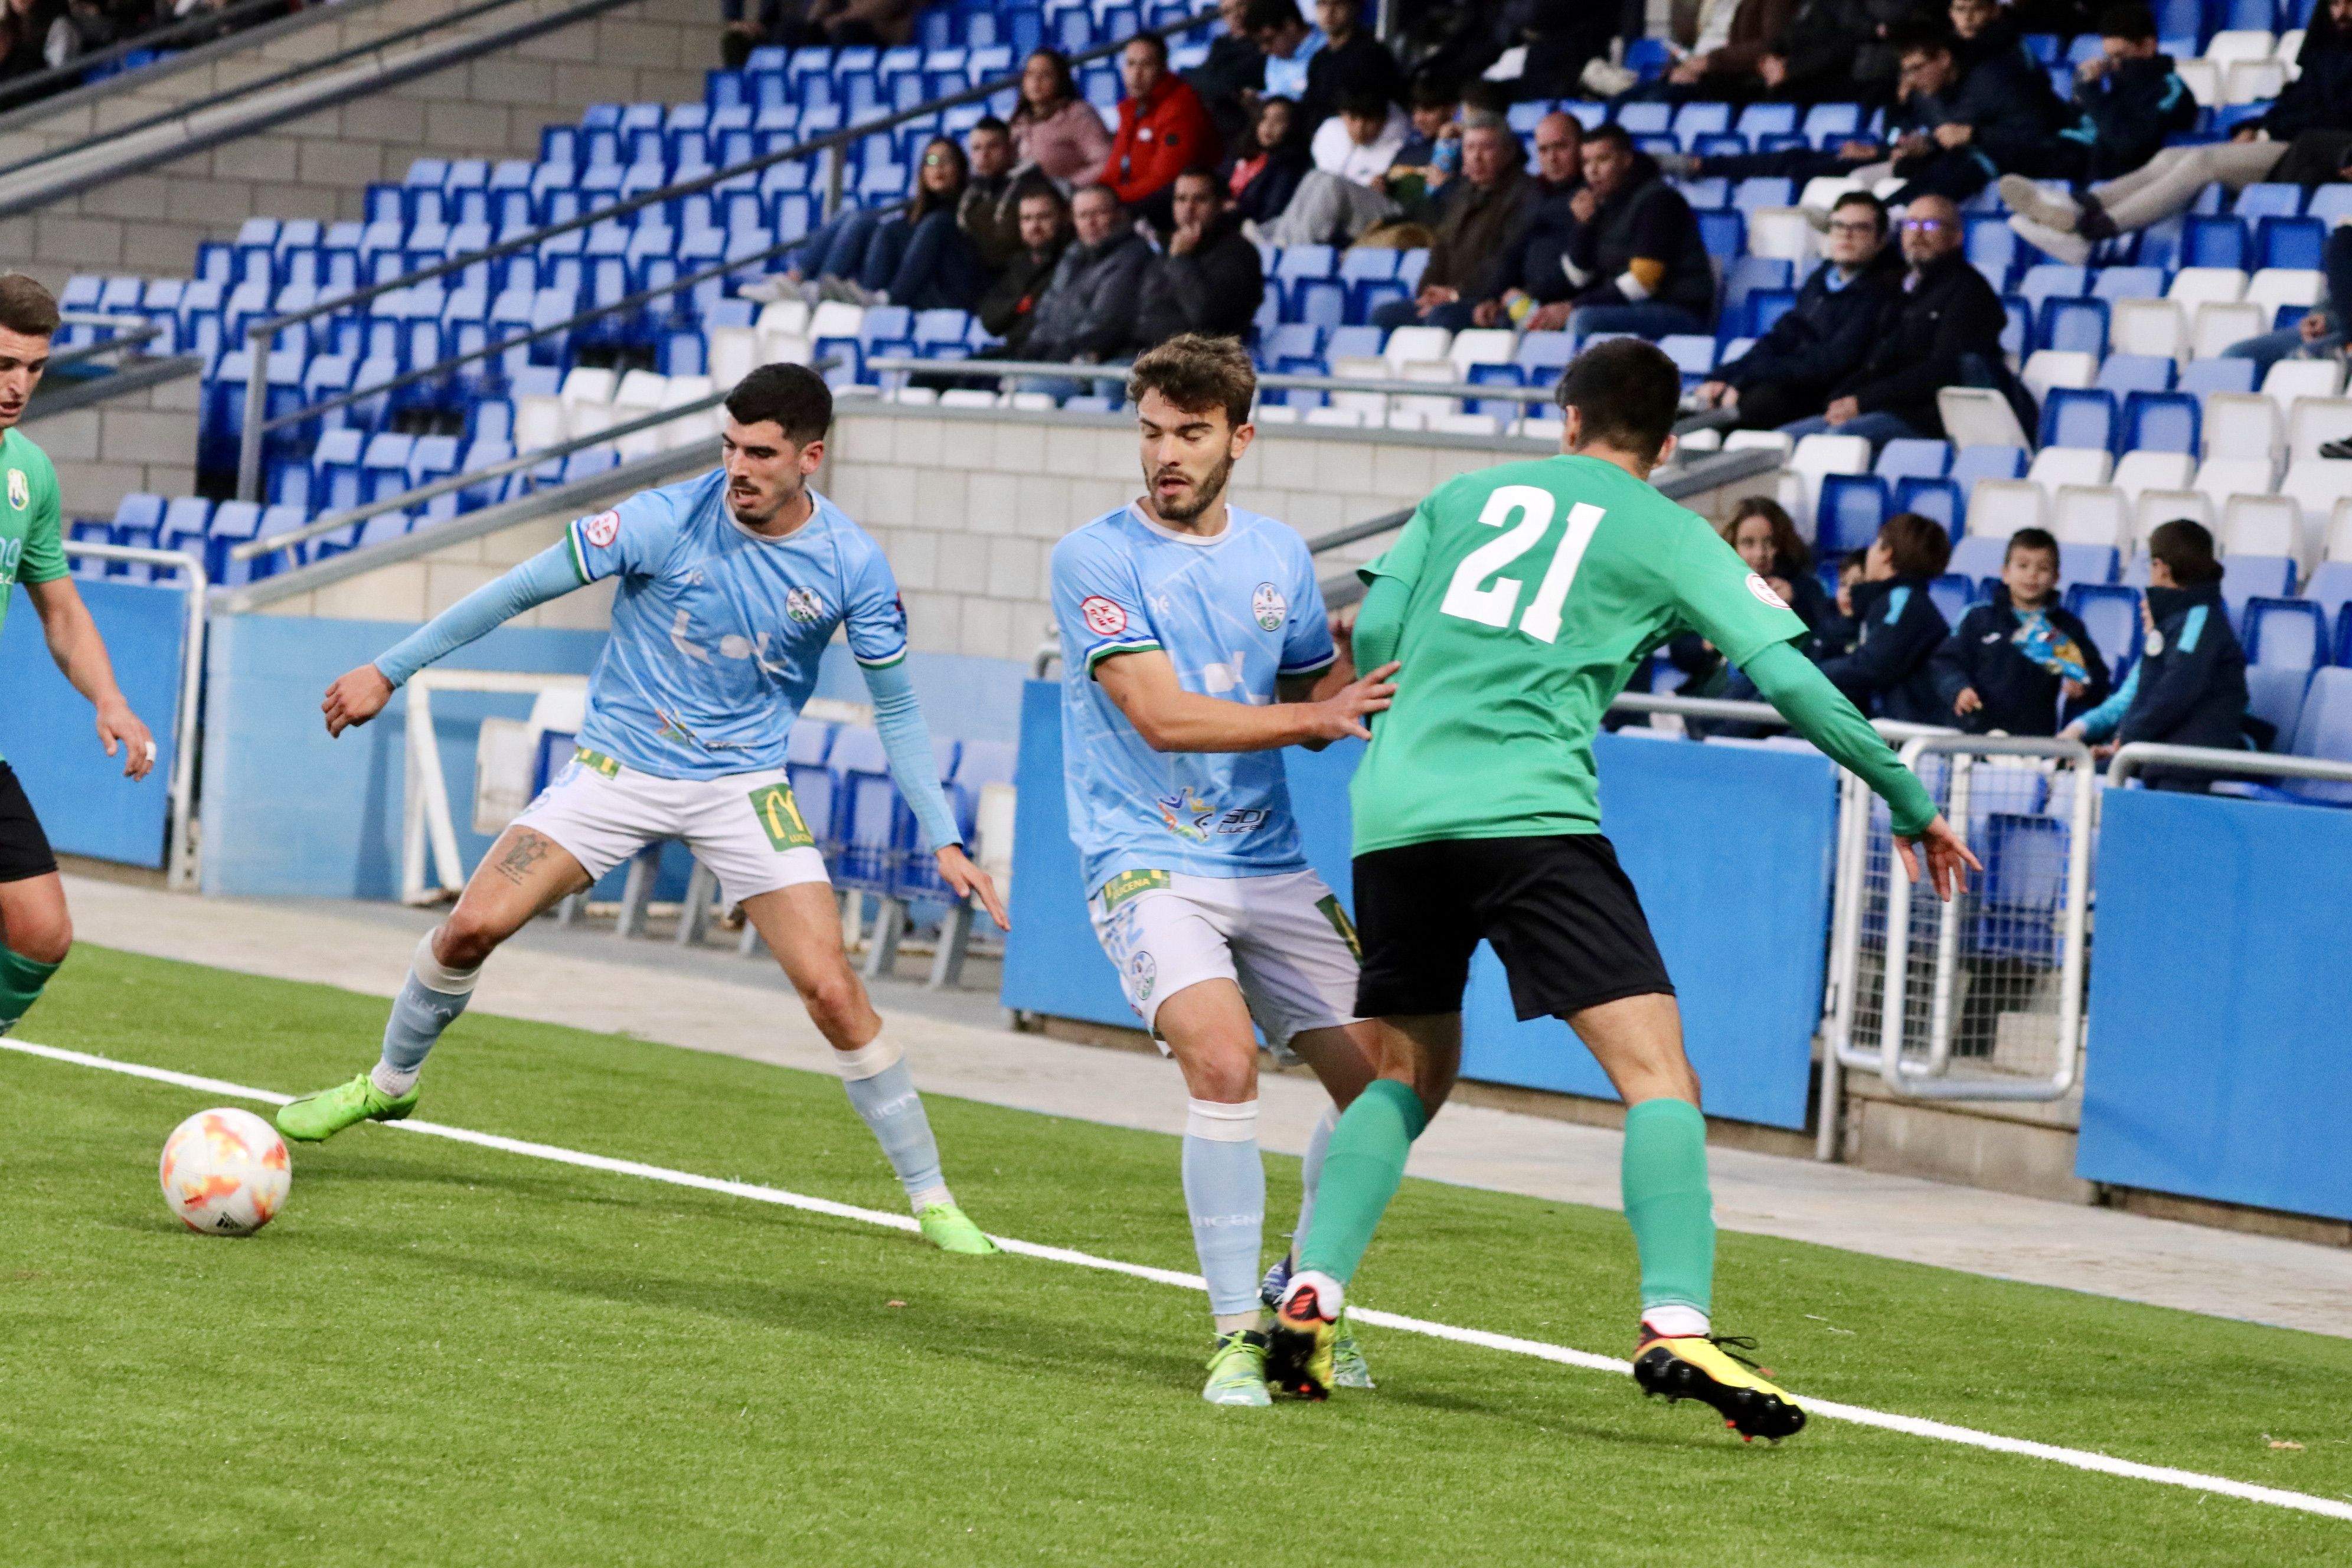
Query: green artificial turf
4 945 2349 1567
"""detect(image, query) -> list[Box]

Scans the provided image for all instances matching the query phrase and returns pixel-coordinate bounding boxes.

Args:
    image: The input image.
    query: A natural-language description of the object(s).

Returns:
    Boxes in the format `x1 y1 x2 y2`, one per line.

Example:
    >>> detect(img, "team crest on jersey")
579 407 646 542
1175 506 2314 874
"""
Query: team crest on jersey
1155 785 1216 842
1745 573 1789 610
1082 595 1128 636
5 469 24 511
583 509 620 548
1252 581 1286 631
785 587 824 624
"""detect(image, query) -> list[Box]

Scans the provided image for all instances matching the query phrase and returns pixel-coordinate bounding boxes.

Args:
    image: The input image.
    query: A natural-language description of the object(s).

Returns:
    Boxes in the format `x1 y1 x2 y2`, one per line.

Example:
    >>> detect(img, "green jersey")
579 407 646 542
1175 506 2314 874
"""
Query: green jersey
1351 454 1808 854
0 426 67 641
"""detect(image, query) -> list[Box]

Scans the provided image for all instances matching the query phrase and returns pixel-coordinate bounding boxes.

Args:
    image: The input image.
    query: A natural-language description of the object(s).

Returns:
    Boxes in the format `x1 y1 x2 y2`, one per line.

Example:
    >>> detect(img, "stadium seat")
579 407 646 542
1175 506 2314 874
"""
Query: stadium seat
1788 433 1872 530
2203 393 2281 462
1815 474 1888 557
2224 494 2302 558
2052 486 2128 551
2037 387 2116 453
1966 478 2046 538
2243 597 2328 667
2113 449 2198 504
1893 476 1962 531
2028 445 2114 494
2066 583 2142 675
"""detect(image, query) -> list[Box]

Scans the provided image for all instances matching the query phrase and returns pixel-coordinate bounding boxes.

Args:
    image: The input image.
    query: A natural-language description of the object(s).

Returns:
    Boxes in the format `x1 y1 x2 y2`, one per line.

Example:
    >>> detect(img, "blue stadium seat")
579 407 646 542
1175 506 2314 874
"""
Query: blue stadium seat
2182 213 2249 270
2095 354 2173 395
2304 559 2352 633
2243 597 2329 667
2039 387 2117 452
2233 182 2303 221
2058 544 2118 589
1950 444 2028 492
1928 573 1979 626
1874 438 1952 483
2256 215 2327 272
1972 812 2069 964
1949 534 2007 583
2245 665 2313 741
2222 556 2297 624
1816 474 1888 557
2066 584 2142 676
2035 296 2109 355
2272 667 2352 803
2120 390 2201 455
2178 356 2258 397
2089 266 2164 303
1892 476 1962 531
2017 263 2088 313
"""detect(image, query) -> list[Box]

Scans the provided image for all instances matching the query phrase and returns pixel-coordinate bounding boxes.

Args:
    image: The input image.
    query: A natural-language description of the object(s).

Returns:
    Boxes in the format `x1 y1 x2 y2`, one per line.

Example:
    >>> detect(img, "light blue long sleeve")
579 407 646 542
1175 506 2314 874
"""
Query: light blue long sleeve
2074 664 2139 744
372 543 586 687
859 658 963 852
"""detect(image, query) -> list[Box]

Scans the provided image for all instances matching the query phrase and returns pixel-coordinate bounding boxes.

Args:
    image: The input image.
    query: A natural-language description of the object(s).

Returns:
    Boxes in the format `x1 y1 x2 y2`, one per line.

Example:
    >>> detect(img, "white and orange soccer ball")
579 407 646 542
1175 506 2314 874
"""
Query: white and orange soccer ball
159 1108 290 1236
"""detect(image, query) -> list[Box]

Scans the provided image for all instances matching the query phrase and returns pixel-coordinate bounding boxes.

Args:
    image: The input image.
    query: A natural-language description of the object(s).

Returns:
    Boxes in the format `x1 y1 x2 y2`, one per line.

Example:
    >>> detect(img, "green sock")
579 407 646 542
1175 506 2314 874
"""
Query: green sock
1621 1097 1715 1318
0 946 63 1035
1296 1079 1430 1285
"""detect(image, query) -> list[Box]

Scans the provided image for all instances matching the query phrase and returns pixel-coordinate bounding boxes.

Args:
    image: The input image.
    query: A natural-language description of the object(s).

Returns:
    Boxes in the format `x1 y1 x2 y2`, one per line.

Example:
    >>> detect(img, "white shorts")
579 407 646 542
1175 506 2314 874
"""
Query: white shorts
1088 866 1363 1055
511 748 831 907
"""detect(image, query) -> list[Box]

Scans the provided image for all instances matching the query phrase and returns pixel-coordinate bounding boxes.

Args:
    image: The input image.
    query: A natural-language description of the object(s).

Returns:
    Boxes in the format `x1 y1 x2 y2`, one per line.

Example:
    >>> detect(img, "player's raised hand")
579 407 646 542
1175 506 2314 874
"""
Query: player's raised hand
1306 660 1399 743
95 697 154 780
1895 814 1981 903
322 664 396 737
935 843 1010 930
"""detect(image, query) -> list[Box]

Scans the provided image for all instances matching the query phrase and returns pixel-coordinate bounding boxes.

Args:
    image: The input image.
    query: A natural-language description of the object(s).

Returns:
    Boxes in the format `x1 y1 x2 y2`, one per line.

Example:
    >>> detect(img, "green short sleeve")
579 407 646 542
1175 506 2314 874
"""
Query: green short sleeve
1668 514 1807 668
13 441 66 586
1358 501 1435 590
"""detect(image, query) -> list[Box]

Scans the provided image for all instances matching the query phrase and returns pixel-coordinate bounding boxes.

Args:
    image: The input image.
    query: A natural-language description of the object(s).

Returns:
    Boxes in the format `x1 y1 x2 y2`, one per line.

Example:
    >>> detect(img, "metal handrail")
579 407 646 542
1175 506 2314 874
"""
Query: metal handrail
2106 741 2352 789
233 8 1223 497
46 321 164 374
0 0 322 132
863 355 1576 405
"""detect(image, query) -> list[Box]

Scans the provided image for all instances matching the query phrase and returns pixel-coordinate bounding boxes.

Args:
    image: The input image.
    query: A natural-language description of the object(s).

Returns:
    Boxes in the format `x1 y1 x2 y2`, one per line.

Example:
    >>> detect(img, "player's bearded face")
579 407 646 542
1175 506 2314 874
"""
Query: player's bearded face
1146 439 1234 524
721 419 811 525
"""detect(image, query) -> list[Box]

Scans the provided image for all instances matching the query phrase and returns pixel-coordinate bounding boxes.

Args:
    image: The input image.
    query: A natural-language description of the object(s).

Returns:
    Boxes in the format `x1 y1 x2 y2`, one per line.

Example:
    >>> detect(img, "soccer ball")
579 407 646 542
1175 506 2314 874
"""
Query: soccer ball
159 1108 291 1236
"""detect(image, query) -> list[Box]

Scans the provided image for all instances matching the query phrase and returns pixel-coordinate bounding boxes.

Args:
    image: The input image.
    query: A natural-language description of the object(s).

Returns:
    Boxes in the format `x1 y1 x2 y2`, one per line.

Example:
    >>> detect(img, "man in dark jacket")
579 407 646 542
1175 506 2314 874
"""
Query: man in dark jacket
1371 115 1534 332
1783 194 2009 443
1768 0 1933 106
2066 521 2249 785
1129 170 1265 352
1188 0 1266 155
1301 0 1402 128
1537 125 1714 339
958 117 1025 271
1470 110 1583 326
1698 190 1896 428
1932 528 2111 736
1023 184 1154 365
975 187 1070 356
2005 4 2194 184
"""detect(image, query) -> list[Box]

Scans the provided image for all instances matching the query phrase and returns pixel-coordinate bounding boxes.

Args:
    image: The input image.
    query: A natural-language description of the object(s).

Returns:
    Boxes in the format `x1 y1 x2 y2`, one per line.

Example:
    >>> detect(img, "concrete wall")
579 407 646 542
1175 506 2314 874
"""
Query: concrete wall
23 371 200 517
0 0 720 287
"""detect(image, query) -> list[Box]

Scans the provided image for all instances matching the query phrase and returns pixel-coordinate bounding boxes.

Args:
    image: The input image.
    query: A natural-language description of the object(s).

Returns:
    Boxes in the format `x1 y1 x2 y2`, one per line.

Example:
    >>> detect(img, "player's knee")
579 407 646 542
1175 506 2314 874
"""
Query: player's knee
1187 1048 1257 1105
433 914 503 971
799 969 865 1032
9 912 70 966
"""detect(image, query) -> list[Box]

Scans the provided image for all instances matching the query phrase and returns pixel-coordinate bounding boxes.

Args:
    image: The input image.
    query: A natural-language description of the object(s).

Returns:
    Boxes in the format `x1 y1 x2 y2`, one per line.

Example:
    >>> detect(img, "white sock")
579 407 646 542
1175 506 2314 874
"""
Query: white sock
1642 1304 1711 1339
370 1060 420 1097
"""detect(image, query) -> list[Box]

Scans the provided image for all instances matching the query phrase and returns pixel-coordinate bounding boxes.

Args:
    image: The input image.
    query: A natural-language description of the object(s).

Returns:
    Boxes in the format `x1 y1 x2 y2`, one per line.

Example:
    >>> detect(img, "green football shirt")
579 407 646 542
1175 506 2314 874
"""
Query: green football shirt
0 426 67 642
1351 453 1808 855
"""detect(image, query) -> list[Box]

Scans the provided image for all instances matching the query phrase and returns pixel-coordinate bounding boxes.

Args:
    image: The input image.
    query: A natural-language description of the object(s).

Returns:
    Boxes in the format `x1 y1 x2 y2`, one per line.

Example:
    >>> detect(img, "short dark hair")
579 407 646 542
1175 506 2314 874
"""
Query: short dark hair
1073 181 1123 212
1124 30 1170 63
2097 2 2158 42
1841 548 1869 576
1172 166 1224 201
1243 0 1304 31
1893 25 1954 58
1338 89 1389 122
1555 338 1681 462
1584 122 1635 157
971 114 1010 138
1409 75 1457 111
1831 190 1887 233
1727 496 1811 575
1128 332 1256 430
725 362 832 445
0 275 61 338
2148 518 2223 584
2005 526 2060 563
1878 512 1953 579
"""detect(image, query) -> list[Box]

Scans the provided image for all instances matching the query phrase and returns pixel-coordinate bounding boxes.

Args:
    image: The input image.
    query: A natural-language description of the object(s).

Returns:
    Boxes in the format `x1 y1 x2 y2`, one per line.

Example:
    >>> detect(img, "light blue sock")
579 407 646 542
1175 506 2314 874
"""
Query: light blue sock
372 932 479 1096
834 1038 949 1211
1184 1099 1266 1322
1289 1104 1339 1260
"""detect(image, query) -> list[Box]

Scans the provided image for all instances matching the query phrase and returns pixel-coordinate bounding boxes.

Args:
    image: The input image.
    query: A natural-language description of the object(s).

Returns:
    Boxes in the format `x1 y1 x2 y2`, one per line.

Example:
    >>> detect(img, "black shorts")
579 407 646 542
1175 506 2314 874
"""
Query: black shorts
0 763 58 884
1353 834 1675 1022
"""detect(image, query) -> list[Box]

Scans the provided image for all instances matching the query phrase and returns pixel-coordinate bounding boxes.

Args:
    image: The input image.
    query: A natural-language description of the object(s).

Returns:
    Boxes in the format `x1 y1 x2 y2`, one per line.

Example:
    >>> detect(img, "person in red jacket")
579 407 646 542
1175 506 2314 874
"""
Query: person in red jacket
1108 32 1221 234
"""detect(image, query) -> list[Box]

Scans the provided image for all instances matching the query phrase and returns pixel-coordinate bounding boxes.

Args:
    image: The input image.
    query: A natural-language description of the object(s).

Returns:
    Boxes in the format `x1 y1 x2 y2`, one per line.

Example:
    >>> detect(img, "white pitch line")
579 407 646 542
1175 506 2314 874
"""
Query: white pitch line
12 1036 2350 1525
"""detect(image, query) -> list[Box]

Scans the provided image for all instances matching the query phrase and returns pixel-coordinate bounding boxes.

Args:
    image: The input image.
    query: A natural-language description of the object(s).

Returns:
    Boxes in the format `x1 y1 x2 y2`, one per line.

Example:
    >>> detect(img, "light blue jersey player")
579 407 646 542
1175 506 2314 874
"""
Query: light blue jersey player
1048 335 1407 1404
275 365 1007 1256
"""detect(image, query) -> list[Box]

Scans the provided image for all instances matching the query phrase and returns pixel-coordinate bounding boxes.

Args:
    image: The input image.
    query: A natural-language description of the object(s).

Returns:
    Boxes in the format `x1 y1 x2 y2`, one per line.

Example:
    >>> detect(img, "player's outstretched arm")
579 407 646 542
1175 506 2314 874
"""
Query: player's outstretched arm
858 659 1010 930
322 543 586 736
1740 641 1981 901
23 576 154 780
1096 648 1399 754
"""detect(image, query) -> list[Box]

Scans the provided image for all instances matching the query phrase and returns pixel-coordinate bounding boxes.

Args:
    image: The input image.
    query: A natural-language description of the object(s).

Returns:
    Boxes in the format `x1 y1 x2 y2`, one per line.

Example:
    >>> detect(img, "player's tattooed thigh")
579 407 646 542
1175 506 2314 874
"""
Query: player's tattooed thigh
490 828 567 887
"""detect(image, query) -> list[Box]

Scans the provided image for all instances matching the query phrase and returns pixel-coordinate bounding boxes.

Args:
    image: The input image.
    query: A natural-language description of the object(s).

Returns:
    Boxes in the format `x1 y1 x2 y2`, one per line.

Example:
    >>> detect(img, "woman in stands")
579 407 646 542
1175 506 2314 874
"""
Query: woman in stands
1011 48 1113 189
858 136 992 312
1727 497 1835 639
1816 511 1954 726
1228 96 1312 229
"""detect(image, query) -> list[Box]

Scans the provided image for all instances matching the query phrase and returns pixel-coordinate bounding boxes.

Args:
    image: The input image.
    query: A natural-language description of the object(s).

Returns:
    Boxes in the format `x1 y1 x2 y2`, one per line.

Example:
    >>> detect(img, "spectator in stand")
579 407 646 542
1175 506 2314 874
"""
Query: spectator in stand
960 117 1025 271
1420 0 1642 101
1696 191 1897 428
1106 32 1221 234
1782 194 2010 445
1374 76 1463 221
753 0 916 50
1543 123 1714 339
1190 0 1266 154
1816 547 1870 659
857 136 992 311
1020 184 1154 377
1130 169 1266 352
1932 527 2112 736
1011 48 1113 191
1675 497 1838 714
1369 113 1534 332
1254 87 1410 245
2232 226 2350 383
1303 0 1404 126
1472 111 1587 326
2064 521 2250 779
1229 95 1313 227
1638 0 1799 103
1246 0 1324 108
975 186 1072 358
1995 5 2194 187
2005 0 2352 264
1763 0 1938 107
1817 511 1953 724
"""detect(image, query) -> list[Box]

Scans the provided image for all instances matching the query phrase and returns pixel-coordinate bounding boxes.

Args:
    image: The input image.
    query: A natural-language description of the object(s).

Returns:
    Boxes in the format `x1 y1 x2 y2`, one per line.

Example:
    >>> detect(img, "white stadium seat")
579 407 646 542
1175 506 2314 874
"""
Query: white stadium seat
1445 329 1515 374
2206 30 2278 66
2194 456 2279 513
2223 494 2301 558
2261 358 2345 414
2113 449 2197 502
2191 301 2266 360
2175 56 2220 105
2223 58 2287 103
2022 350 2098 404
2109 298 2187 360
2135 488 2213 544
1746 207 1818 264
1381 325 1452 373
2167 267 2248 308
2052 484 2129 549
2203 391 2281 460
2246 268 2323 317
2028 446 2113 495
2286 397 2352 465
1789 432 1871 529
1967 478 2046 537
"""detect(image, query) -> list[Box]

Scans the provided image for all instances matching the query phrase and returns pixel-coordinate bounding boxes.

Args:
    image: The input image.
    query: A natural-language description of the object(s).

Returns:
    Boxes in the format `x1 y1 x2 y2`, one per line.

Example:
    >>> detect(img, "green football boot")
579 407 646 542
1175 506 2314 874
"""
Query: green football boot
1331 1311 1375 1390
1202 1330 1273 1407
276 1072 418 1143
916 1201 1000 1255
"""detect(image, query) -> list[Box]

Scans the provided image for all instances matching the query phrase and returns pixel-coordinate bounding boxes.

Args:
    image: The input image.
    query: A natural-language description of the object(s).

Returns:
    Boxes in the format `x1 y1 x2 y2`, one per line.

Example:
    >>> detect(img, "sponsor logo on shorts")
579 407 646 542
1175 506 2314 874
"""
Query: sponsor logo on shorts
573 747 620 778
1745 573 1789 610
1099 868 1170 912
583 509 621 548
1129 950 1157 1003
1252 581 1286 631
747 780 817 852
1315 894 1363 962
1081 595 1128 636
6 469 25 512
785 587 824 624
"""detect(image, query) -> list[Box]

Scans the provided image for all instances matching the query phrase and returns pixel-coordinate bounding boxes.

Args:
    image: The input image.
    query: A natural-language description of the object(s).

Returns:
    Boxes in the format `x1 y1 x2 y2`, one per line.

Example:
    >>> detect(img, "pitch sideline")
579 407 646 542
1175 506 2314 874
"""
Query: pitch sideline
12 1034 2348 1527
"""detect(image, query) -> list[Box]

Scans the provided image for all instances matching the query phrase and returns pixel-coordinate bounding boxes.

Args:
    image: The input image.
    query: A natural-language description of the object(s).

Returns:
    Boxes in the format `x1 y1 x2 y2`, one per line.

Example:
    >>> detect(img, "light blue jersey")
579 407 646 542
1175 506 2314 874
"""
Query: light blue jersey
566 470 908 779
1051 502 1337 894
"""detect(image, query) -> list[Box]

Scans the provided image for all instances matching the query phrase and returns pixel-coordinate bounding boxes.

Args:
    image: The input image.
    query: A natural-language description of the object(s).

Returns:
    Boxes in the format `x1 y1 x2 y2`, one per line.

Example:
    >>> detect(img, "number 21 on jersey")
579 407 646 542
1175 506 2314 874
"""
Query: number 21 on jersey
1437 486 1604 645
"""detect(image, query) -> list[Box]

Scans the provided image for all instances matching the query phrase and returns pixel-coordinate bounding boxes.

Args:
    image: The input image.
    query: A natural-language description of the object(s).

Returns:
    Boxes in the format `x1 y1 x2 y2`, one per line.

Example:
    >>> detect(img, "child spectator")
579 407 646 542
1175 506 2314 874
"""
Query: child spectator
1727 496 1833 635
2064 521 2250 780
1818 511 1953 724
1931 527 2111 736
1814 548 1869 660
